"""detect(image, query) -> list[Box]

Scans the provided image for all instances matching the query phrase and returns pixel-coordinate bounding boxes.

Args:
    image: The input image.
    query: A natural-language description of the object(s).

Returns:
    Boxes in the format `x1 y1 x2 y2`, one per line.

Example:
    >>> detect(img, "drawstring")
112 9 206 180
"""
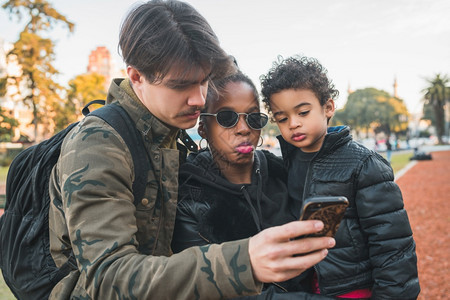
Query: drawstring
241 186 262 232
255 169 263 227
240 168 264 232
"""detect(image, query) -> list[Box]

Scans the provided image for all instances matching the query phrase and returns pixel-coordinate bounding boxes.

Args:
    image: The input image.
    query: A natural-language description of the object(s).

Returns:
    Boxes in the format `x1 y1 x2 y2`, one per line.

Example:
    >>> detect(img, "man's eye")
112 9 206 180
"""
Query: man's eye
172 84 190 90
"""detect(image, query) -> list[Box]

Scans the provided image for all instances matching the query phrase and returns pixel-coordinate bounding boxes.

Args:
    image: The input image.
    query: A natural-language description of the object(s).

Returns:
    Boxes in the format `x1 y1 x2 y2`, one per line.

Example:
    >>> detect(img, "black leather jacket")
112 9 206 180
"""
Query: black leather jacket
279 126 420 299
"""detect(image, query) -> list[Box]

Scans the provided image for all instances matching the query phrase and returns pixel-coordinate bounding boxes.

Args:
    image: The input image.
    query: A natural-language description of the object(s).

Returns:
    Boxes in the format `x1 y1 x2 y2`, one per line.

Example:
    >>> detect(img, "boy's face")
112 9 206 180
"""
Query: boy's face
270 89 335 152
128 66 209 129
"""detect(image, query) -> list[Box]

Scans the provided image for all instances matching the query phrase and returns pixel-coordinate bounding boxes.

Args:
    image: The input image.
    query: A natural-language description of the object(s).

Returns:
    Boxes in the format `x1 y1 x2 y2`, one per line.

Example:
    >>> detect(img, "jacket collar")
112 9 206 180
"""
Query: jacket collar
107 78 181 149
278 125 351 160
181 149 266 193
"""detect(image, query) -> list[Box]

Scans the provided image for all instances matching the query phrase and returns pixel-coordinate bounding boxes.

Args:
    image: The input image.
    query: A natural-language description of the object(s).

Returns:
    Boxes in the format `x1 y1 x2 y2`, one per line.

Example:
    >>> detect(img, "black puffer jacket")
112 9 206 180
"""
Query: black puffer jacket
279 126 420 299
172 149 334 299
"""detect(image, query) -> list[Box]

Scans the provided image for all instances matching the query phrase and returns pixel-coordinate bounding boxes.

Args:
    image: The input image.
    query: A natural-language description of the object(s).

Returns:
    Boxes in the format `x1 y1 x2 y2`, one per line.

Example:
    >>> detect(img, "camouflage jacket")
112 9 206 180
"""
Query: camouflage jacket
48 78 262 299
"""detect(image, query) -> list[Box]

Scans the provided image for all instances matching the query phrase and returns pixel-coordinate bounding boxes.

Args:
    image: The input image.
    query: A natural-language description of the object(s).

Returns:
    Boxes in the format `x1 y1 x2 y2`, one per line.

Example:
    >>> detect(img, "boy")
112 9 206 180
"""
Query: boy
260 55 420 299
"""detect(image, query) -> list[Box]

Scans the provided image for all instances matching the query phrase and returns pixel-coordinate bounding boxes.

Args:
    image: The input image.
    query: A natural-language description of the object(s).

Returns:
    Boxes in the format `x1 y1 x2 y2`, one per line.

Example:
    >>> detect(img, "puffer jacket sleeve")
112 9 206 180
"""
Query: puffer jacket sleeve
355 154 420 299
49 117 261 299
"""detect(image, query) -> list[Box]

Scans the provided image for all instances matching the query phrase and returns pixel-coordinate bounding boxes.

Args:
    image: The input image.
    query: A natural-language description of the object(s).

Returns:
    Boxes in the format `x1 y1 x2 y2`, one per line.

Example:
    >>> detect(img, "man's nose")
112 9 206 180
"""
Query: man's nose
187 84 206 107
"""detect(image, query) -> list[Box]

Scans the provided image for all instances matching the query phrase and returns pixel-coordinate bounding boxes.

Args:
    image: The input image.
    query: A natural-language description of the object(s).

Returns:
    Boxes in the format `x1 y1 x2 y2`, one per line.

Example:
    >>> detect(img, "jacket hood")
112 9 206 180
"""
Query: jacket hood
179 149 268 195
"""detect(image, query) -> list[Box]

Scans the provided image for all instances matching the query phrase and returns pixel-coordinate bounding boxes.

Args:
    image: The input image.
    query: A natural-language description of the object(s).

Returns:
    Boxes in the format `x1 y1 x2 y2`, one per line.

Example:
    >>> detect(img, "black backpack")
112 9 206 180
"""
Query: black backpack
0 101 150 300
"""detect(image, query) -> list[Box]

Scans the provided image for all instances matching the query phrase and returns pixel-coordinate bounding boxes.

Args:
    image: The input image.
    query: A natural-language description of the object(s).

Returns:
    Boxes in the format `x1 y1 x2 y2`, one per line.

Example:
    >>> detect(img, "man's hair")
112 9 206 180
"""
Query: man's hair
203 70 259 114
260 55 339 114
119 0 235 83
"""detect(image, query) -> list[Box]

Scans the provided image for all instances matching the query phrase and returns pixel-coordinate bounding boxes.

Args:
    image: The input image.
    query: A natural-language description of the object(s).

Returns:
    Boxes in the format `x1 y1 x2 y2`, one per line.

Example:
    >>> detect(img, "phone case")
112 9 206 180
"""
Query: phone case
300 196 349 237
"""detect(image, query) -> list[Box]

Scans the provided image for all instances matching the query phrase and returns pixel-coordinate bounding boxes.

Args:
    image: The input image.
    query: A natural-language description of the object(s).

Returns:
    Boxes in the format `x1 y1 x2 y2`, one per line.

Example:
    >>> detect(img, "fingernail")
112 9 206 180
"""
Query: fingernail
329 238 336 247
314 221 324 230
322 249 328 257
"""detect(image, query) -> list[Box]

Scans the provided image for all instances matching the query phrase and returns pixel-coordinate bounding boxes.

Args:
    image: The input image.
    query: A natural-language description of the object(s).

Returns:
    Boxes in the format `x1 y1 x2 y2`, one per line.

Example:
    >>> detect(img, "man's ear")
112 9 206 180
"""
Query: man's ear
198 120 207 139
127 66 143 85
325 98 335 118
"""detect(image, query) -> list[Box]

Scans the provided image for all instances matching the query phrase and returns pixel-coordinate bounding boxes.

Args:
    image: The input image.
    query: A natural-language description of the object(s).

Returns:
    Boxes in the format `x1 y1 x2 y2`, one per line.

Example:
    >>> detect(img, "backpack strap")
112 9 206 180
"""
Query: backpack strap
82 100 106 116
89 104 150 206
179 129 198 153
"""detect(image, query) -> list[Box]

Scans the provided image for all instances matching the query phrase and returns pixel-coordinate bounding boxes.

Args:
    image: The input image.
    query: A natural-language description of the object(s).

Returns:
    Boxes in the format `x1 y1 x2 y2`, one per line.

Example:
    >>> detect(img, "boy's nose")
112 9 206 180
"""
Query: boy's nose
289 118 301 129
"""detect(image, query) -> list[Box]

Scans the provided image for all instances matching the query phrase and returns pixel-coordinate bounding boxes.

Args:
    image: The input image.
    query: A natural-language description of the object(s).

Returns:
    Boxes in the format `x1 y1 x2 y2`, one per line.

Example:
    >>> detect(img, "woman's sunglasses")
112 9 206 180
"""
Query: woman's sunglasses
200 111 269 130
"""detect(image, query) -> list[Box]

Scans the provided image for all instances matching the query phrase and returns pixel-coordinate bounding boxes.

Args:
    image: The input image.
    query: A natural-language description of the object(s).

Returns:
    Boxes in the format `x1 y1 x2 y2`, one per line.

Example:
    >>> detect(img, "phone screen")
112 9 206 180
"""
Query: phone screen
299 196 349 237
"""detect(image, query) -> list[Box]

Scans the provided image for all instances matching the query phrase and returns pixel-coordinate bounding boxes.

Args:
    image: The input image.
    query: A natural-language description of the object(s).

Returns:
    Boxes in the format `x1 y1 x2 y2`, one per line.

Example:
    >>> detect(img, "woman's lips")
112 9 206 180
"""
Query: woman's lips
292 133 306 142
236 142 254 154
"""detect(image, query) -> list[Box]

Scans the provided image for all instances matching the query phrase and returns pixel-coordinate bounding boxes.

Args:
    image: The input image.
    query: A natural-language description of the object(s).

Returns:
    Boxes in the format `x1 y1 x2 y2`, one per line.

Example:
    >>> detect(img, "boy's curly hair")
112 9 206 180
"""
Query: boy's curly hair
260 55 339 115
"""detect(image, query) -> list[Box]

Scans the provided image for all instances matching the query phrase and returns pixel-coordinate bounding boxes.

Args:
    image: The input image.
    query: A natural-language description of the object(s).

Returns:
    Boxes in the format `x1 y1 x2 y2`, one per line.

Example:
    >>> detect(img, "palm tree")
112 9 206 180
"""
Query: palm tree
422 74 449 144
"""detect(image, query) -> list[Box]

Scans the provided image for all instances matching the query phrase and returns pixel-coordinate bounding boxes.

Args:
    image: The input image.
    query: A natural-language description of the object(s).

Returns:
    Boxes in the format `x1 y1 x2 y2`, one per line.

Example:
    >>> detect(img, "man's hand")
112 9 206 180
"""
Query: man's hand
248 220 335 283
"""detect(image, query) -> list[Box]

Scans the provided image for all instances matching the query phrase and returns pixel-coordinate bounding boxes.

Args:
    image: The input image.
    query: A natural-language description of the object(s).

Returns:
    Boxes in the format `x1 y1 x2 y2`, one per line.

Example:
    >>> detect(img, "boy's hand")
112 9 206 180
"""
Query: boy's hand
248 220 335 283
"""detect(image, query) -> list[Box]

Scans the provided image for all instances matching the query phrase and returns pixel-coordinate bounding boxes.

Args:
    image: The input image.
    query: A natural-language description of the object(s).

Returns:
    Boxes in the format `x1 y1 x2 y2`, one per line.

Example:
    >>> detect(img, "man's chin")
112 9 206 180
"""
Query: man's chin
173 119 198 130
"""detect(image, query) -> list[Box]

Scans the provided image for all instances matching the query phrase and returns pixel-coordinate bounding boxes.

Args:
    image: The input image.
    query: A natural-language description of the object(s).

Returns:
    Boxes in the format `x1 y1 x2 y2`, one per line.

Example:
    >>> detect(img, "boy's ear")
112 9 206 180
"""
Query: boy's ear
325 98 335 118
198 120 207 139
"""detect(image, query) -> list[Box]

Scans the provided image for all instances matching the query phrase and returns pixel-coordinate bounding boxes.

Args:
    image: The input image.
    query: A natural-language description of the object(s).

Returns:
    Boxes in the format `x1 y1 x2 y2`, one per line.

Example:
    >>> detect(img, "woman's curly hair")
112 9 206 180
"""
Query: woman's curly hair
260 55 339 115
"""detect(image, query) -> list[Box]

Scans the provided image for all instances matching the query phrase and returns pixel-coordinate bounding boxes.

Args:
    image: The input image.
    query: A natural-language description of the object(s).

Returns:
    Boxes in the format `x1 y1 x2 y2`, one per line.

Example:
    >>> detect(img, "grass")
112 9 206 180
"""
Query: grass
0 273 15 300
380 150 414 174
0 151 415 297
0 167 8 183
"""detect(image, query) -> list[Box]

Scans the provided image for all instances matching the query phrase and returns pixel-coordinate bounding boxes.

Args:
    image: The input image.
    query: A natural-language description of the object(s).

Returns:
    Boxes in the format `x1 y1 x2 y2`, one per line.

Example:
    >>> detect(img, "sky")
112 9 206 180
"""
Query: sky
1 0 449 114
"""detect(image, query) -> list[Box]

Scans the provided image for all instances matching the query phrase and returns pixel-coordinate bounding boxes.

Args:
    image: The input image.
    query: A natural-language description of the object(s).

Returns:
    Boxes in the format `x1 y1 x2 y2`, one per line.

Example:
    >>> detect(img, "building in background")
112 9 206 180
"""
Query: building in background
86 46 125 89
87 46 113 85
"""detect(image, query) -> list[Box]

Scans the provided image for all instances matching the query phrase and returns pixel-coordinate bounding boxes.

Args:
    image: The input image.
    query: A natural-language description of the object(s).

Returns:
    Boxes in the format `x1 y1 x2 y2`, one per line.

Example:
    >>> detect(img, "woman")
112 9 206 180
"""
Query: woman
171 71 332 299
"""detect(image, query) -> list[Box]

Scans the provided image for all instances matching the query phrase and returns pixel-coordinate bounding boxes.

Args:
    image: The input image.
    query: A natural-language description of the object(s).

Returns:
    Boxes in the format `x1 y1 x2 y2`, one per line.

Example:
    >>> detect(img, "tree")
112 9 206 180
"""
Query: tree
333 87 409 138
422 101 435 124
0 76 6 96
54 72 107 131
0 106 19 142
422 74 449 144
2 0 74 141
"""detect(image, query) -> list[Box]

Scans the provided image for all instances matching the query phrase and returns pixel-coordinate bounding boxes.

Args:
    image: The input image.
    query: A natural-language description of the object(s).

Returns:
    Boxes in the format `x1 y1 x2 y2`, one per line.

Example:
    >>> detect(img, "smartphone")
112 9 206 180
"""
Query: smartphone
299 196 349 237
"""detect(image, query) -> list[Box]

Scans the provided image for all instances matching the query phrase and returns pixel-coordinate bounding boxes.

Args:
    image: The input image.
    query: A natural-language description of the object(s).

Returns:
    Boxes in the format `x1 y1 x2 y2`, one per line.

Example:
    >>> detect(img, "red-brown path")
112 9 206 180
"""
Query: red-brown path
396 150 450 300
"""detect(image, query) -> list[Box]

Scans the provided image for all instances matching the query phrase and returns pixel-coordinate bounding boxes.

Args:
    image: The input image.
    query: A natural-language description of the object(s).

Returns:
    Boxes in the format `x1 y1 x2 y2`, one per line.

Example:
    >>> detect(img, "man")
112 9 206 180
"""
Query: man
48 1 335 299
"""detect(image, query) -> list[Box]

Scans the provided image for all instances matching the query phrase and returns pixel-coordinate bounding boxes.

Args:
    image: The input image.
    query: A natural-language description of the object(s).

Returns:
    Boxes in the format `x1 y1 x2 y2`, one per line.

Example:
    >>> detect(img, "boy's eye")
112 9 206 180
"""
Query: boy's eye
276 117 288 123
299 110 310 116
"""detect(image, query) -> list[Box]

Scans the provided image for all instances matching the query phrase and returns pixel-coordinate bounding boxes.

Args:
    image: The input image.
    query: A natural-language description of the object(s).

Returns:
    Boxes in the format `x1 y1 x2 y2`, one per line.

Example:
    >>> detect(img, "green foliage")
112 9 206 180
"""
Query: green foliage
47 72 108 132
0 107 18 142
422 74 449 144
334 87 409 136
0 77 6 97
2 0 74 33
421 101 435 123
68 73 107 107
2 0 74 141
